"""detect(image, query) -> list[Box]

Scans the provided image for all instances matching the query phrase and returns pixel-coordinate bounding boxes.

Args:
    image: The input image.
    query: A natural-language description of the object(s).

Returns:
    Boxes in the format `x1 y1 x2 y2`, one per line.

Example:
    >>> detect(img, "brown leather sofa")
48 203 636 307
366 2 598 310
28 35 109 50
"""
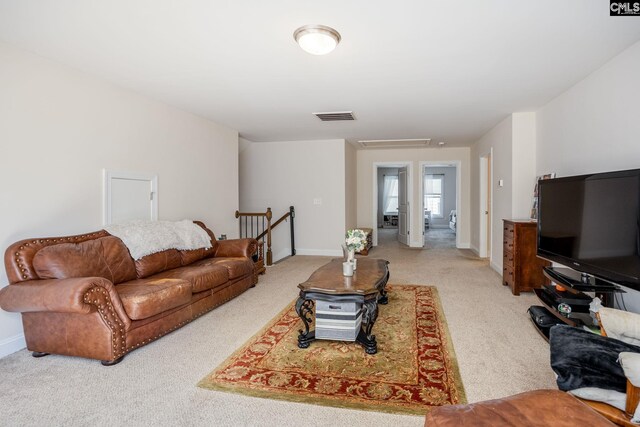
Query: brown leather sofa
424 389 616 426
0 221 257 365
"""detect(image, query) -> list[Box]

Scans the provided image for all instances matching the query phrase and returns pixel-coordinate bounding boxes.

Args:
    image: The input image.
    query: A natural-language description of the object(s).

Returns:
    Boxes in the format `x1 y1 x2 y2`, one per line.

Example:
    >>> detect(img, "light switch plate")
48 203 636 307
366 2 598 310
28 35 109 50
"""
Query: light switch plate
313 198 322 205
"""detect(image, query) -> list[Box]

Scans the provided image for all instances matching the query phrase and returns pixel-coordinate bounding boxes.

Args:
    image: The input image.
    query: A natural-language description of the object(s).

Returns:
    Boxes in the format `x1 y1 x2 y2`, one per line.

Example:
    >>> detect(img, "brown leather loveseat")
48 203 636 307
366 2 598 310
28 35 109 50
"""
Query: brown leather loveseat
0 221 257 365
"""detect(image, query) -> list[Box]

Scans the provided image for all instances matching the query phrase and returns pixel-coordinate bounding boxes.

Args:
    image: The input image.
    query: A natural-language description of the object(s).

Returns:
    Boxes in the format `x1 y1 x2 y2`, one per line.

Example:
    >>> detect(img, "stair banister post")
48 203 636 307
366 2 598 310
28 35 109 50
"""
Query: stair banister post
266 207 273 266
289 206 296 256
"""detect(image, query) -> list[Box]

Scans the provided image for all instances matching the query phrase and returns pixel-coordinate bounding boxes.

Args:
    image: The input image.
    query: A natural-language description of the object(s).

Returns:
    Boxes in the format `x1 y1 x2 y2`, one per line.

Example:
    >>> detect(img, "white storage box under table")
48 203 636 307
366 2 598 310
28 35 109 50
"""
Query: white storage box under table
314 300 362 341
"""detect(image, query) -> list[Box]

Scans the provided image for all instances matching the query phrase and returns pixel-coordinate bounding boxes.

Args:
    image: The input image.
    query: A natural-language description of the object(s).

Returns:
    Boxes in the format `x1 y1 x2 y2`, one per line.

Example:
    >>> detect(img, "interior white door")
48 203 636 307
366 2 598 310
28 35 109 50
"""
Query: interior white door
111 178 153 224
104 170 158 225
486 155 492 256
397 167 409 246
479 155 492 258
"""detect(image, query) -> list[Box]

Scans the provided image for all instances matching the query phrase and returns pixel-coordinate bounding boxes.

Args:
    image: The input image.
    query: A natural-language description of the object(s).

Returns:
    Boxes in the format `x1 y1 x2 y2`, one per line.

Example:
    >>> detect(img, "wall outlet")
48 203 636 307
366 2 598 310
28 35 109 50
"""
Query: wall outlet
313 198 322 205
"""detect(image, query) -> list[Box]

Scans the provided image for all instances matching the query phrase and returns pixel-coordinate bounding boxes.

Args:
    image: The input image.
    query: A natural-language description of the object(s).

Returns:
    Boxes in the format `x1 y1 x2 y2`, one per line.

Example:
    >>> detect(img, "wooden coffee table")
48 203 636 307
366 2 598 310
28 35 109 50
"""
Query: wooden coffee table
295 258 389 354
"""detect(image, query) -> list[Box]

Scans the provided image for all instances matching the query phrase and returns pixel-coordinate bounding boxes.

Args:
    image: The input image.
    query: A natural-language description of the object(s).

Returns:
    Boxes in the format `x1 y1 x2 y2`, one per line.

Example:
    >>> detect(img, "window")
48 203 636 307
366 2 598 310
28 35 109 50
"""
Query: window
424 174 444 218
383 175 399 214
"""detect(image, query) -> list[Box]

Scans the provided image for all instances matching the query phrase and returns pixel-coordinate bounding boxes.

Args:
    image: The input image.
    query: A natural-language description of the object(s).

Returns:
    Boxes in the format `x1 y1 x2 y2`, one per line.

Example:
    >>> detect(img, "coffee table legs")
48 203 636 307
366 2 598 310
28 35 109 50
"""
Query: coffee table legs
378 269 390 305
378 288 389 305
356 299 379 354
295 297 315 348
295 295 379 355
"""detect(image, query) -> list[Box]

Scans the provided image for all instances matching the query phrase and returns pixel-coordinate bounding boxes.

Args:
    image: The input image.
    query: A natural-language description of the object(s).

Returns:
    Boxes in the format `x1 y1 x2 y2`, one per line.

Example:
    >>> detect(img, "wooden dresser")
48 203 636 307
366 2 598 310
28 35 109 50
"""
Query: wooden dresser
502 219 550 295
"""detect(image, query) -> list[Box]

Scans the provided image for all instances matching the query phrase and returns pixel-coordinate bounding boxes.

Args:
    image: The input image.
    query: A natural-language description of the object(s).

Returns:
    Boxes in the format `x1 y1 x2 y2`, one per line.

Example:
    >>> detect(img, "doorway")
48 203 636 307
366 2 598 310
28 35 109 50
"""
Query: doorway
372 162 413 248
421 164 458 249
479 151 493 259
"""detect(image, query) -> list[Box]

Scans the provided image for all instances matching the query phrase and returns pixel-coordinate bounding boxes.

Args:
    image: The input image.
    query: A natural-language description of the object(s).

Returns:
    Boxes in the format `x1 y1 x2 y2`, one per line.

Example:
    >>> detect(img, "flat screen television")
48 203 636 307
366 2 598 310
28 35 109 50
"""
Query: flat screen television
537 168 640 291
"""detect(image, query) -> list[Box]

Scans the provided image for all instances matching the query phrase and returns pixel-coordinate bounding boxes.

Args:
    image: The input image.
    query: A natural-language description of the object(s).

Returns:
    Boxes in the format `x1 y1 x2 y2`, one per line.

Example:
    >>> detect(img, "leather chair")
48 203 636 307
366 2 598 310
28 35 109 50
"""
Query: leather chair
424 389 615 426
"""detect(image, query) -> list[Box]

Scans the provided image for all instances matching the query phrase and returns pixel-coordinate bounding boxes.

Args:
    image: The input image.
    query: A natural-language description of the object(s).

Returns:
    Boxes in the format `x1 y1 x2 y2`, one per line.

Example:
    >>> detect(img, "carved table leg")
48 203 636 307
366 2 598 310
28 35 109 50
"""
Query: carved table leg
378 270 390 305
356 299 379 354
295 297 315 349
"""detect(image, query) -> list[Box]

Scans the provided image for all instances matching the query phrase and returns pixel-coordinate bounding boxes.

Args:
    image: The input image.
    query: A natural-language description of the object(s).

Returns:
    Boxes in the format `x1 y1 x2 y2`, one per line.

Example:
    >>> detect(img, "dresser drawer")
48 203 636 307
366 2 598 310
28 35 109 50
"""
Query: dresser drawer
503 250 515 267
503 265 514 288
503 237 514 253
503 222 515 239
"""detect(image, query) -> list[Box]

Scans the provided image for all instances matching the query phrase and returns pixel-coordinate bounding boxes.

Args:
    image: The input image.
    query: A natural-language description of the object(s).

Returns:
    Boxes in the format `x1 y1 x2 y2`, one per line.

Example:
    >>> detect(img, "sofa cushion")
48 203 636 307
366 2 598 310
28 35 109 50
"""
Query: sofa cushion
179 248 209 266
116 278 191 320
134 249 182 279
194 257 253 279
33 236 137 284
151 264 229 293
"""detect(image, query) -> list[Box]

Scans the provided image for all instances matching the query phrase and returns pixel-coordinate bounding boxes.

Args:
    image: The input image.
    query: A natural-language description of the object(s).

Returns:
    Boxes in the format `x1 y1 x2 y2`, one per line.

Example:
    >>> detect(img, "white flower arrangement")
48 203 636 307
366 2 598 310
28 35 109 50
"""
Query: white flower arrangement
345 229 367 252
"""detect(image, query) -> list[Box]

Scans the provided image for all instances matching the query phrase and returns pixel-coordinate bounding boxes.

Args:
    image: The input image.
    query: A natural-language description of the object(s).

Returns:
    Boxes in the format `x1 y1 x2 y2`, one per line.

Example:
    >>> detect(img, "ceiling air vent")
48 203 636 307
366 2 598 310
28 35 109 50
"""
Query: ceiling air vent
313 111 355 121
358 139 432 149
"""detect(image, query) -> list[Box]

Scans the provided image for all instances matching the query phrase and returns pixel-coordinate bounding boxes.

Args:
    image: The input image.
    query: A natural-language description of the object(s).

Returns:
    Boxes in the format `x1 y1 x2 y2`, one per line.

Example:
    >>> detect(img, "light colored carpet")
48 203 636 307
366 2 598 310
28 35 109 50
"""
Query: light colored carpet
0 236 556 426
424 228 456 249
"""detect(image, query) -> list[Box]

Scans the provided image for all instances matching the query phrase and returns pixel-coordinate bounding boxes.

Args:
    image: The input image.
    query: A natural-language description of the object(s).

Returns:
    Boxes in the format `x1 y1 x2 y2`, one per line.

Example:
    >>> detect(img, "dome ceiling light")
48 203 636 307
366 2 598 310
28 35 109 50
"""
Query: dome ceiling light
294 25 341 55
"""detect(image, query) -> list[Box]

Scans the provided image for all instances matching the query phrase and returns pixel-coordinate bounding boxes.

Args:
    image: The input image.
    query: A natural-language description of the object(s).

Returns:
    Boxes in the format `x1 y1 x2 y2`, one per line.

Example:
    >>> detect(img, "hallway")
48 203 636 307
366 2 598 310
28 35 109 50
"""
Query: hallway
376 227 457 249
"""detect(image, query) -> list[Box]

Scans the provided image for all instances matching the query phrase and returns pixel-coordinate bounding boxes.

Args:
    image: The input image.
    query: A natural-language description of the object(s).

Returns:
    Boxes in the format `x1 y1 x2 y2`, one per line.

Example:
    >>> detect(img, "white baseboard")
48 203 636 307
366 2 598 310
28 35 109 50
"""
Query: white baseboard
0 334 26 358
456 242 470 249
295 248 343 257
272 248 343 263
469 244 480 255
490 260 502 275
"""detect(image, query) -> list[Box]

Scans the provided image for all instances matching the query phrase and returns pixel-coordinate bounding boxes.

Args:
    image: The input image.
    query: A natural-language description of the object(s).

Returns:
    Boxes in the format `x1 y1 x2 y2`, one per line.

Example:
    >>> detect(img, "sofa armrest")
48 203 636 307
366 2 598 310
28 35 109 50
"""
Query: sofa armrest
0 277 131 329
214 238 258 258
618 352 640 420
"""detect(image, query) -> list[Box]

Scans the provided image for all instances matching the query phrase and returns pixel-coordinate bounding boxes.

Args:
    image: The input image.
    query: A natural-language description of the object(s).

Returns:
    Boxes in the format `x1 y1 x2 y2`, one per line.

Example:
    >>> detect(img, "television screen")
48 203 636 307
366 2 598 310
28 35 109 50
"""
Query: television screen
537 169 640 289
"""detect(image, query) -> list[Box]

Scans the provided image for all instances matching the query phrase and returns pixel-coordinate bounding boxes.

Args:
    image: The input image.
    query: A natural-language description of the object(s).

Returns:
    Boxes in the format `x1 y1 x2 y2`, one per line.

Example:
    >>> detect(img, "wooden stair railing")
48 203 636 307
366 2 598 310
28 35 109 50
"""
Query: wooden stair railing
235 206 295 267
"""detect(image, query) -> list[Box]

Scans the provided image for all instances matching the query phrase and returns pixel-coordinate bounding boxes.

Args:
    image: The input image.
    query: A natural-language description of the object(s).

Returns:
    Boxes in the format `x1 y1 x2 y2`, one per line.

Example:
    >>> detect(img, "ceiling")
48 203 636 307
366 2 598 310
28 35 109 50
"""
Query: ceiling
1 1 639 147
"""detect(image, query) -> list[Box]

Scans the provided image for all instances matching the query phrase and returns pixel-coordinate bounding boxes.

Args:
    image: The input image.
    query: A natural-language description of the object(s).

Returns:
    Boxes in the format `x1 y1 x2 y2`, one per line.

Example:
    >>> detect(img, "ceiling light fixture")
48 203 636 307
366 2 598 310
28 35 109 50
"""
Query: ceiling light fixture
294 25 341 55
358 139 431 149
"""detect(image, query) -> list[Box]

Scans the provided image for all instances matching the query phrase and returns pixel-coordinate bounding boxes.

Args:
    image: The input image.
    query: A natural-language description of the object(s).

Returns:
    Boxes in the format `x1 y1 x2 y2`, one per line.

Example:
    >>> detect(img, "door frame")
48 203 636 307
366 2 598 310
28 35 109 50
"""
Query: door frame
478 149 493 260
419 160 462 248
372 161 413 247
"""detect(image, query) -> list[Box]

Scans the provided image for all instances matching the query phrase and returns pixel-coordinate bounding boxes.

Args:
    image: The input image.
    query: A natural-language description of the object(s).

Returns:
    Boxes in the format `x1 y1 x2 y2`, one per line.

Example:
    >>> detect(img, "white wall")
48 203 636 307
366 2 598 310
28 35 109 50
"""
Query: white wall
356 147 471 248
0 42 240 357
537 41 640 176
239 139 346 261
470 116 513 267
470 112 538 271
345 142 358 231
511 112 537 219
537 40 640 311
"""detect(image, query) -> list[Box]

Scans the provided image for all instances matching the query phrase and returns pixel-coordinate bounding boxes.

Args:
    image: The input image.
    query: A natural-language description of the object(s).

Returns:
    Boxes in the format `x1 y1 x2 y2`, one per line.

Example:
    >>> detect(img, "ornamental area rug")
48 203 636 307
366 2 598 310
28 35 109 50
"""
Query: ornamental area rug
198 284 466 415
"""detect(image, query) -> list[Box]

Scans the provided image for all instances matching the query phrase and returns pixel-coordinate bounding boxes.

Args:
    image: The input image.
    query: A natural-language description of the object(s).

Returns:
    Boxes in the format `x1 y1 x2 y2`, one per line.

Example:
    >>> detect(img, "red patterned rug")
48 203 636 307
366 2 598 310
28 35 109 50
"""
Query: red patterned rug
198 284 465 415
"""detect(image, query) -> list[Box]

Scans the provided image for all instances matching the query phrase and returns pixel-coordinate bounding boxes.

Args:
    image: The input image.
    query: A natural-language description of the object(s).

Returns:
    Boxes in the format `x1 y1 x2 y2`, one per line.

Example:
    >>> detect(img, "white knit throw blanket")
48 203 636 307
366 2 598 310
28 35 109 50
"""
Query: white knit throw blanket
104 219 212 260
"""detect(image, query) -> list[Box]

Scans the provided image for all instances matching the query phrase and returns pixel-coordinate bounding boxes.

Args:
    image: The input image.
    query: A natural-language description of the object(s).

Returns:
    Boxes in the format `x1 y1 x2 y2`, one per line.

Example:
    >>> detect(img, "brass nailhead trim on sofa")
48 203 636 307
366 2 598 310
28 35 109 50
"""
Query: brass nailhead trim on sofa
83 286 126 360
15 231 109 280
